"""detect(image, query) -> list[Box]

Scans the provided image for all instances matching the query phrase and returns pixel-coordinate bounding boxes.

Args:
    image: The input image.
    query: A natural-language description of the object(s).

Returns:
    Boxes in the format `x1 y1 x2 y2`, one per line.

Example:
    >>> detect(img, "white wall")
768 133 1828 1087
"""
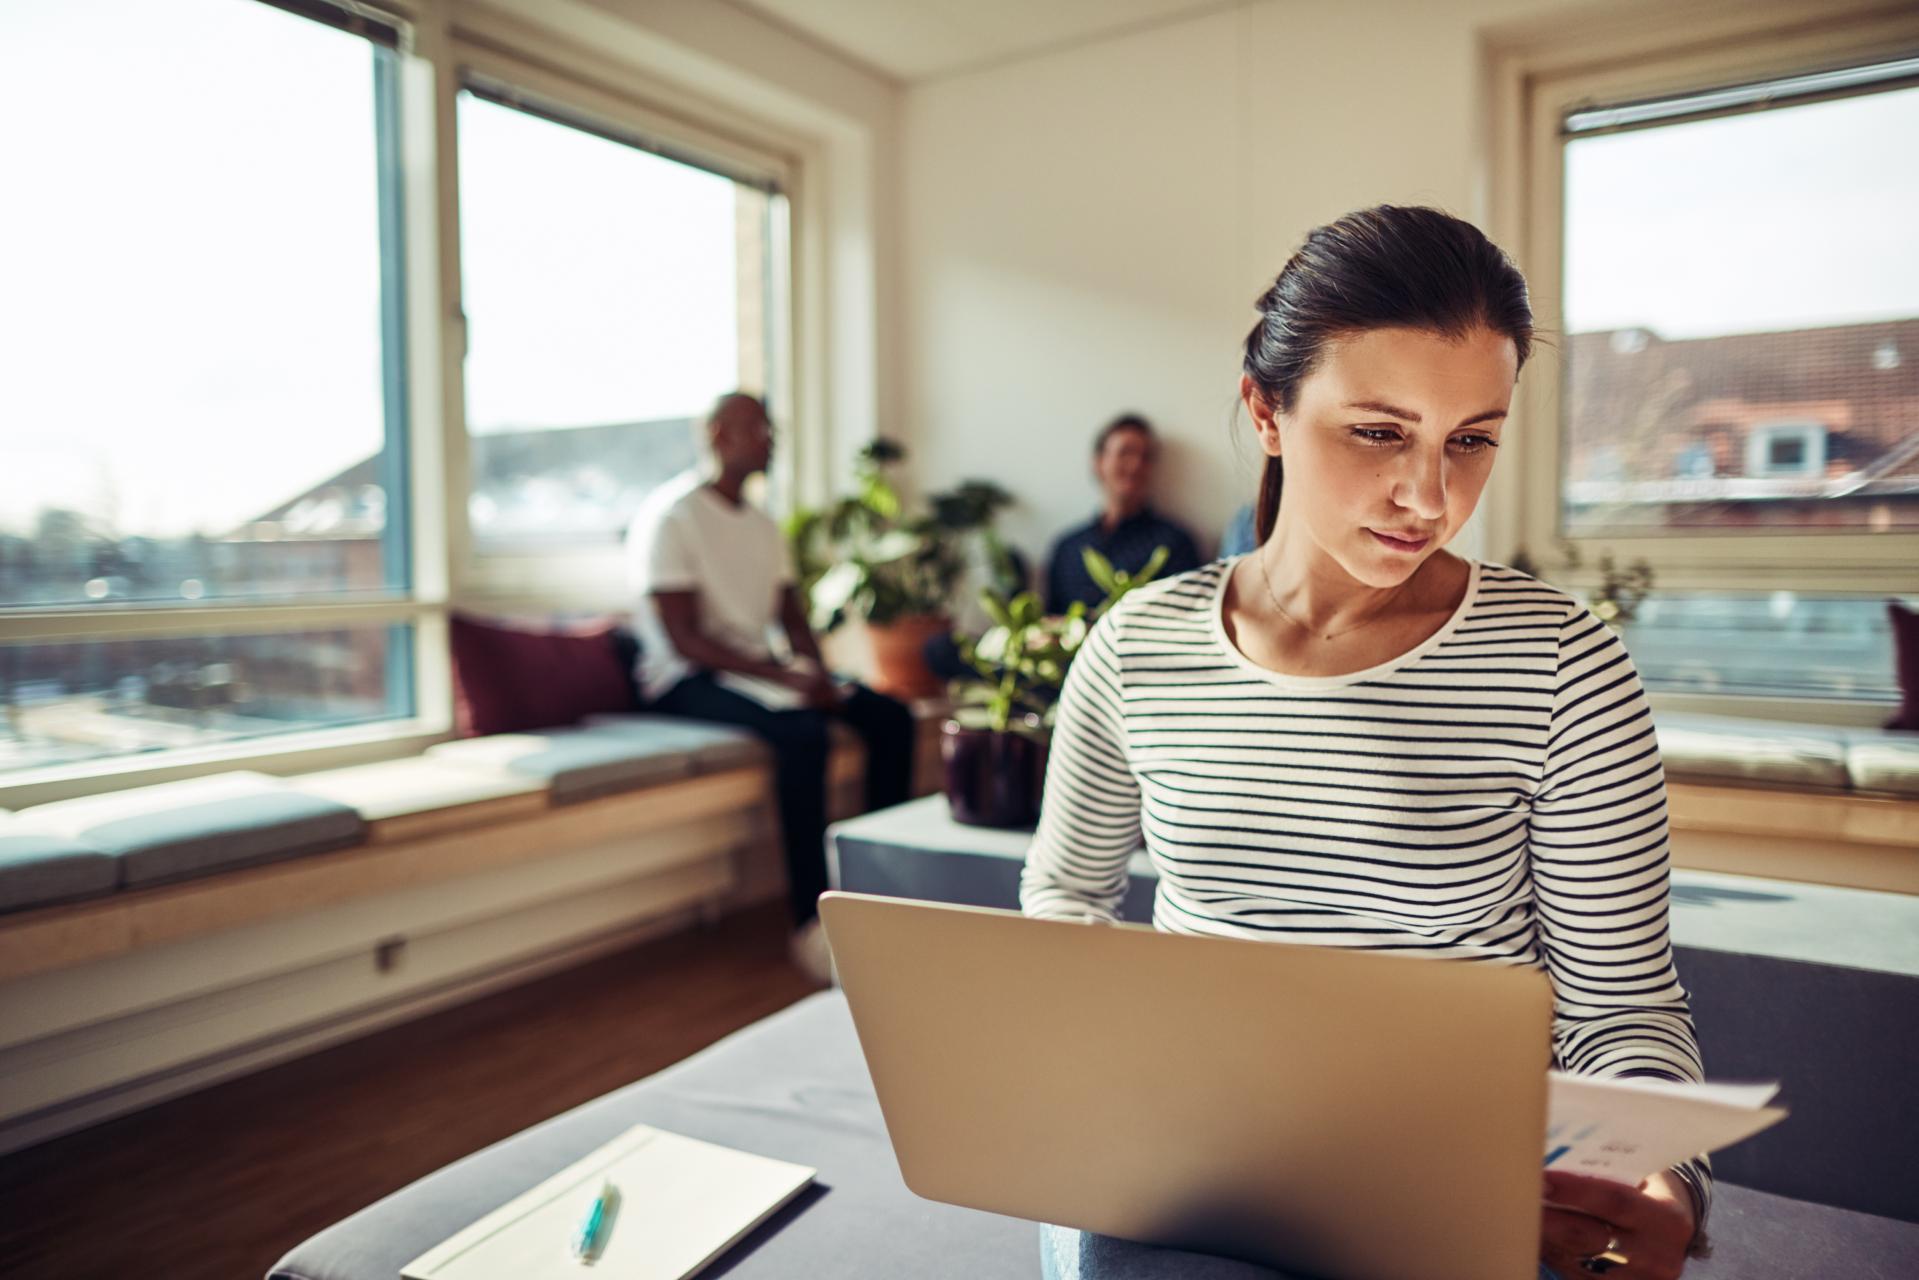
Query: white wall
897 0 1628 567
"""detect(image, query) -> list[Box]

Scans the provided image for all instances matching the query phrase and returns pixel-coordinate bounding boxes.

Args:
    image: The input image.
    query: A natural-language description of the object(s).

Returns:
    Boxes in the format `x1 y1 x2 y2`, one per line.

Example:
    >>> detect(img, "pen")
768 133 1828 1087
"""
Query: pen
572 1179 616 1263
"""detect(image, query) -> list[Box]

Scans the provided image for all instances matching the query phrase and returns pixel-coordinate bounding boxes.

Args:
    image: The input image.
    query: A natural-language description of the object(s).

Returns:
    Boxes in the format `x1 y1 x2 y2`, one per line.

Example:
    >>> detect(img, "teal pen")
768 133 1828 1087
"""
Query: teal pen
571 1179 615 1263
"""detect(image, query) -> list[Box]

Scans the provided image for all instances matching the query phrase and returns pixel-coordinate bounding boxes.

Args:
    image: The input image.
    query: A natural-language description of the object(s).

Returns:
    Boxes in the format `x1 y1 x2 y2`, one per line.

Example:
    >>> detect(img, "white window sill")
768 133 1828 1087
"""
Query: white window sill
0 717 455 811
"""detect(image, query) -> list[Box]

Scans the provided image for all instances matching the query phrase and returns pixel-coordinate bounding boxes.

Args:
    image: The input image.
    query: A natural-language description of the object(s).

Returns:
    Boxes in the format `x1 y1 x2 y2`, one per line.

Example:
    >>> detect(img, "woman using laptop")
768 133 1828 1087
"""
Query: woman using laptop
1022 205 1709 1280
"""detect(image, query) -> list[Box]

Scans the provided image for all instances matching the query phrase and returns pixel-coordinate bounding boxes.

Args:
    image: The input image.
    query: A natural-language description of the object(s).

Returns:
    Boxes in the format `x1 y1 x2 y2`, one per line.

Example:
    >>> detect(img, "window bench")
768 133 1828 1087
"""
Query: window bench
1652 712 1919 894
0 704 956 1157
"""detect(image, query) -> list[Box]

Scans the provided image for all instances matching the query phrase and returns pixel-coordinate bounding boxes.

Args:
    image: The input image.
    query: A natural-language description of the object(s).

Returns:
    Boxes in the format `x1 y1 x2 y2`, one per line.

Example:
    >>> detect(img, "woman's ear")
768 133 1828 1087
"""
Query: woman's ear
1240 375 1283 458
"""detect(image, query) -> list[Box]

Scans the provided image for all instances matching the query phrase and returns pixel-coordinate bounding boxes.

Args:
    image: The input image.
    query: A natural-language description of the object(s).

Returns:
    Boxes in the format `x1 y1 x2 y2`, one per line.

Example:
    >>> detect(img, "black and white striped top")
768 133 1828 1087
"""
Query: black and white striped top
1020 557 1712 1221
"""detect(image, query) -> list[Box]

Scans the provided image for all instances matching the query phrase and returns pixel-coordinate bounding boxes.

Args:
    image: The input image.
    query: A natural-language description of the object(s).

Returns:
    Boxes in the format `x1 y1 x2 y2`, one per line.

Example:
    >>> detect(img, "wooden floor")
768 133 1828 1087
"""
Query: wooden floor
0 905 822 1280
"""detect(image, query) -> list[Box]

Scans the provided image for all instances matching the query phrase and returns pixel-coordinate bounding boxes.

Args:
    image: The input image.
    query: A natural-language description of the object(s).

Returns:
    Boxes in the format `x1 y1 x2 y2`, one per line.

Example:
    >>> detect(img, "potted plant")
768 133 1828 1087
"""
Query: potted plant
943 546 1168 828
1511 541 1655 628
787 441 1010 699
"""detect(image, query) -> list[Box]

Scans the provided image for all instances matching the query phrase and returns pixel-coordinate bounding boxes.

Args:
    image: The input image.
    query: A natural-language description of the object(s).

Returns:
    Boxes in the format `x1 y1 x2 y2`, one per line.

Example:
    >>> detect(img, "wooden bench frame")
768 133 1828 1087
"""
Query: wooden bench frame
0 734 884 973
1666 780 1917 894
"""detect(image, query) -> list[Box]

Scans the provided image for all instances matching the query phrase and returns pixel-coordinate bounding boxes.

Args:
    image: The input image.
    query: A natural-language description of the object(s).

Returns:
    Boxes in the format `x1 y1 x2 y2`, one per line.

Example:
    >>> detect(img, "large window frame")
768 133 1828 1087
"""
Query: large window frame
443 42 797 611
1481 2 1919 721
0 0 821 807
1487 5 1919 594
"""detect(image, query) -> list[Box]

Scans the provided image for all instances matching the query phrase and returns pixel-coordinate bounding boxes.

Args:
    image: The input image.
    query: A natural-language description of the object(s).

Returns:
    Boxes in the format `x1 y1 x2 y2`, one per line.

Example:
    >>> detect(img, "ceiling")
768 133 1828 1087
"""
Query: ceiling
730 0 1241 82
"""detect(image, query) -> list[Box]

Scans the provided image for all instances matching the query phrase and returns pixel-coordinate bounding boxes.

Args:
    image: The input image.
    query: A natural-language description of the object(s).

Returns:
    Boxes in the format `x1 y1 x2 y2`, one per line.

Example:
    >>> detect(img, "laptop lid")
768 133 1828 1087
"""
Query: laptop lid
819 890 1554 1280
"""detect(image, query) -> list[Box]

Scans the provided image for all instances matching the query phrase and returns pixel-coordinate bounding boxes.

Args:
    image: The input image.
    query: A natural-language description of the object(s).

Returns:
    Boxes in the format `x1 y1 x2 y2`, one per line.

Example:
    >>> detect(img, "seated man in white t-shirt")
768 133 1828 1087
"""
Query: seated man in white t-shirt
625 392 915 980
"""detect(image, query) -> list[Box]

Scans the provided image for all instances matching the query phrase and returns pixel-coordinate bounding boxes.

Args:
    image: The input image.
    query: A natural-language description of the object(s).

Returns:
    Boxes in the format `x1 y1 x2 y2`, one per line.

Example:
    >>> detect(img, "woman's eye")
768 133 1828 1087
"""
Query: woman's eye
1451 434 1498 453
1352 427 1401 444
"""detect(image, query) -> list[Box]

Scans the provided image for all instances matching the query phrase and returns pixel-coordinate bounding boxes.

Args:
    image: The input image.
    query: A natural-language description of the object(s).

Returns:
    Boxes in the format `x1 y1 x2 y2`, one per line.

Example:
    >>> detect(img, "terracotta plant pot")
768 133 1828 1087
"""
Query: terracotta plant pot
864 613 951 700
942 718 1049 829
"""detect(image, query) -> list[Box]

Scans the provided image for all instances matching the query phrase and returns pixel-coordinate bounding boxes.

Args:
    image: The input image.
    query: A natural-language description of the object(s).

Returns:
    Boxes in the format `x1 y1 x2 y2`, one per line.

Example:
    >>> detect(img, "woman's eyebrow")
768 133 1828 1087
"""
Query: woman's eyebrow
1342 399 1508 428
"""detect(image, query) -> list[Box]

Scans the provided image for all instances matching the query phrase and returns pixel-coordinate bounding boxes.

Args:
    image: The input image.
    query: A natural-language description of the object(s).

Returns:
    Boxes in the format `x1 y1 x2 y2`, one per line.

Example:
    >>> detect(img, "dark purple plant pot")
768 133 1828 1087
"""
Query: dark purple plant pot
941 719 1049 829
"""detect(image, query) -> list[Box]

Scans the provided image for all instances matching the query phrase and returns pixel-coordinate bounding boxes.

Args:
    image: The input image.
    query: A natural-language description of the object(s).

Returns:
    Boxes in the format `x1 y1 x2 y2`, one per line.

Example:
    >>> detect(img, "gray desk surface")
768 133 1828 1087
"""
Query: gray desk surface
829 796 1919 977
270 991 1919 1280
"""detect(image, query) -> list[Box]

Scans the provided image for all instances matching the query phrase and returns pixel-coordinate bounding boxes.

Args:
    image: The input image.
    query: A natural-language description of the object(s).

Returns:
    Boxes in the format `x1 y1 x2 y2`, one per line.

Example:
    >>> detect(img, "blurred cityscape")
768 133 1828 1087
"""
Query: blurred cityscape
0 416 696 773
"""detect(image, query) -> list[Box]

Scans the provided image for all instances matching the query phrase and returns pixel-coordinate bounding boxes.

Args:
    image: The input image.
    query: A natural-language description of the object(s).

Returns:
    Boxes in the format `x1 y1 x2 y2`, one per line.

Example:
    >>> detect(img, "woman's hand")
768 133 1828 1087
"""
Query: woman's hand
1541 1168 1696 1278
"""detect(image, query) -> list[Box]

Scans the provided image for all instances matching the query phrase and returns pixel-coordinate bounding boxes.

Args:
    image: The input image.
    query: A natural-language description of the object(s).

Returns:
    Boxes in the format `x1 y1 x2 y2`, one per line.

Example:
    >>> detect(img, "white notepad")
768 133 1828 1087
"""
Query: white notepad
401 1125 816 1280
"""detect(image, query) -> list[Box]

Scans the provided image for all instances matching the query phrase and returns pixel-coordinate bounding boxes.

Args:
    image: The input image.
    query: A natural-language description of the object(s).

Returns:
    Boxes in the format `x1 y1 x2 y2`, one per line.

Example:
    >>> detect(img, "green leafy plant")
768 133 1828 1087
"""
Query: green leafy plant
785 440 1012 631
1511 540 1656 627
951 545 1170 734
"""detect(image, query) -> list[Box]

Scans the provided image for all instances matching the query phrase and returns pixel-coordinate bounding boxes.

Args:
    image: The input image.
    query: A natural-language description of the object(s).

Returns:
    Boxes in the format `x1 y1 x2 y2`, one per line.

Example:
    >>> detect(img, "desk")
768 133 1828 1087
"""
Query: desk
269 990 1918 1279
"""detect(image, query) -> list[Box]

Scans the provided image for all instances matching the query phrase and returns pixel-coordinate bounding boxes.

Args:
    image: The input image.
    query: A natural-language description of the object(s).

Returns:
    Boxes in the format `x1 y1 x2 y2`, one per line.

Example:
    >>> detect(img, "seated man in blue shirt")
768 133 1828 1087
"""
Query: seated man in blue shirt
1044 414 1202 613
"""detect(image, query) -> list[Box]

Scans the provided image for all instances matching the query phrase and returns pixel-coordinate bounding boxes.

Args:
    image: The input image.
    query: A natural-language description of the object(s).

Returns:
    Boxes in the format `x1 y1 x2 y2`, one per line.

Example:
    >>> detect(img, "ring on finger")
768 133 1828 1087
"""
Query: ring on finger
1578 1235 1630 1274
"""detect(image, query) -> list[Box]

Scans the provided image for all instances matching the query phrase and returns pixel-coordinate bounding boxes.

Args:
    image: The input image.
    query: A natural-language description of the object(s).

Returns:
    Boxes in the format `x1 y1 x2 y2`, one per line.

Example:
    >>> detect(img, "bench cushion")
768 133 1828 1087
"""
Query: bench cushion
1844 730 1919 798
13 772 365 889
427 726 696 803
586 714 862 770
0 813 117 912
267 991 1918 1280
1653 714 1850 790
583 713 770 771
286 757 546 823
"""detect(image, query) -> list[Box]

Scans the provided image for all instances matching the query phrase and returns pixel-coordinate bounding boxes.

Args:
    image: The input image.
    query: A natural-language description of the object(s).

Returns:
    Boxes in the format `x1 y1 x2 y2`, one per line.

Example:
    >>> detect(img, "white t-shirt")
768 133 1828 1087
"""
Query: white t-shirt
625 471 795 701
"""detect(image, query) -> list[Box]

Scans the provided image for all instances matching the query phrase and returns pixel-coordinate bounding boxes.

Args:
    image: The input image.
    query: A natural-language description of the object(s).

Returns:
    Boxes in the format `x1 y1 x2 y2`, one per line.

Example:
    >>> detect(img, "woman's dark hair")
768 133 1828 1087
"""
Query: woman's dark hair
1242 205 1534 544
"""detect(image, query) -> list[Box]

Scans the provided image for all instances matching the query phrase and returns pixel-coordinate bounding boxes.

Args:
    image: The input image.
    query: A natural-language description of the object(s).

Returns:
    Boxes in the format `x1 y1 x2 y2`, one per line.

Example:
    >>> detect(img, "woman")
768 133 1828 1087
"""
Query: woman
1022 206 1710 1280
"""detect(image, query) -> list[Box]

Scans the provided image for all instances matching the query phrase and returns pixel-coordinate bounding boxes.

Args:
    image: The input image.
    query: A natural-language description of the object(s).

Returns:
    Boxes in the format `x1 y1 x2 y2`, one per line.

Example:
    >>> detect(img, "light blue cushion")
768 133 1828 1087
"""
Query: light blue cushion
1843 729 1919 797
583 714 770 772
92 795 364 887
1652 713 1851 790
0 817 118 912
429 726 698 803
15 772 366 890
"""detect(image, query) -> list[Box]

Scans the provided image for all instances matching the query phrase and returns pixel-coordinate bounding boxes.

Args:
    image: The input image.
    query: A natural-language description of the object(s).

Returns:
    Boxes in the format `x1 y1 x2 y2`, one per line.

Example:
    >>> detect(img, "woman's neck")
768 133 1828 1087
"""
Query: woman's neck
1254 530 1448 641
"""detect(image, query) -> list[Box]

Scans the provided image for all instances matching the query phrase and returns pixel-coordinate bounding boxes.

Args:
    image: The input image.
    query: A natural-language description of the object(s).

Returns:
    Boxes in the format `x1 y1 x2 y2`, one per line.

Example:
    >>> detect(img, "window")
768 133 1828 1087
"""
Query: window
0 0 418 779
1619 593 1910 702
455 83 785 554
0 625 413 773
1560 64 1919 540
1500 27 1919 709
1750 424 1823 479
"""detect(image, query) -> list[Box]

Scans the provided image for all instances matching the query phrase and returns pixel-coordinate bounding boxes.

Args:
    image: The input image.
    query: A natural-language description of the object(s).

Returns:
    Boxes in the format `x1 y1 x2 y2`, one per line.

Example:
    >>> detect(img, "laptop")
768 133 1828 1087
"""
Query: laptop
818 890 1555 1280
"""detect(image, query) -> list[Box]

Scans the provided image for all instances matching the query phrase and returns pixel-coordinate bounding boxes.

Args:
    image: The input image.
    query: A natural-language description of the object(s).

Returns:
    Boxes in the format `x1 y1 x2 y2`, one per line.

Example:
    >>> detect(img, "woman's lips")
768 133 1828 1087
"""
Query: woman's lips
1369 529 1430 553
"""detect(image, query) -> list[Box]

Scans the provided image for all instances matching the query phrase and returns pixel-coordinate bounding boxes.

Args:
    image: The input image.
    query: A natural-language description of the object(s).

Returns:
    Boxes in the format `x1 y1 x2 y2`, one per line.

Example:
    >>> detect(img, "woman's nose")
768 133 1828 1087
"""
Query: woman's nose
1392 450 1448 521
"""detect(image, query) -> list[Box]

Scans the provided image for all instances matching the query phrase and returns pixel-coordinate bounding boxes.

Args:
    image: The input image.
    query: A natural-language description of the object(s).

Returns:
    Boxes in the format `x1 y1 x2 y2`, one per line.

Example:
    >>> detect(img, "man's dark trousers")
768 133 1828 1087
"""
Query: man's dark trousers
651 673 915 925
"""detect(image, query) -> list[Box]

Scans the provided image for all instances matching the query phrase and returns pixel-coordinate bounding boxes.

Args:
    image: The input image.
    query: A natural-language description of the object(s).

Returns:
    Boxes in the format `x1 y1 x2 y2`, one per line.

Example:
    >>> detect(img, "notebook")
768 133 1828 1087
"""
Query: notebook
400 1124 816 1280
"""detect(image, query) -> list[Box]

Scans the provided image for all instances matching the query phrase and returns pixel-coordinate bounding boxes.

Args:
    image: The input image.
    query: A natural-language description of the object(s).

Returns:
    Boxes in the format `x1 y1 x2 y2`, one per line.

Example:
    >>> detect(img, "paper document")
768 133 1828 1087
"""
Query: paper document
715 671 807 709
401 1124 816 1280
714 670 853 710
1545 1072 1787 1185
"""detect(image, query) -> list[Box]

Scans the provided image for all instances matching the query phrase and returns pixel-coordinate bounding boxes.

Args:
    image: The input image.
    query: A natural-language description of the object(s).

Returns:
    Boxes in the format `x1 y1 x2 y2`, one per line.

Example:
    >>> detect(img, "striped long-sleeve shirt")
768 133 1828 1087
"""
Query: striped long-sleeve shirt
1020 557 1713 1232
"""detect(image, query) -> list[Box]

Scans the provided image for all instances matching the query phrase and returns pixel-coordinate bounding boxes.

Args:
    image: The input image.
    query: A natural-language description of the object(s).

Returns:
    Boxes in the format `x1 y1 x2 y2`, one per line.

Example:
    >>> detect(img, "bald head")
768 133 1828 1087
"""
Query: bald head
705 391 773 478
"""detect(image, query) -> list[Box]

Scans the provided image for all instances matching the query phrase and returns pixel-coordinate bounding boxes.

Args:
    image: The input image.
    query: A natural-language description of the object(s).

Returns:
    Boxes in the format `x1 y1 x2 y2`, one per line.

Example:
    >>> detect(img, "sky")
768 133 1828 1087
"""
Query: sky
1563 85 1919 338
1 1 1913 542
0 0 740 540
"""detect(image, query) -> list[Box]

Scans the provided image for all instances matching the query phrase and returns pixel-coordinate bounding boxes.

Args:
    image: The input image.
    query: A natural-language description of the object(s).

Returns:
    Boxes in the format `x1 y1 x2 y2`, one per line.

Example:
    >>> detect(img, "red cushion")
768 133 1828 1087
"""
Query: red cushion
448 613 638 737
1891 600 1919 731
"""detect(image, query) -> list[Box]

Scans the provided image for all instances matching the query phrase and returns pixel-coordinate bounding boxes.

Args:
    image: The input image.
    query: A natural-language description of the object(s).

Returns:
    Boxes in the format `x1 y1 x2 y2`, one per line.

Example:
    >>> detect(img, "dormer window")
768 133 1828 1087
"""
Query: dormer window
1746 421 1826 478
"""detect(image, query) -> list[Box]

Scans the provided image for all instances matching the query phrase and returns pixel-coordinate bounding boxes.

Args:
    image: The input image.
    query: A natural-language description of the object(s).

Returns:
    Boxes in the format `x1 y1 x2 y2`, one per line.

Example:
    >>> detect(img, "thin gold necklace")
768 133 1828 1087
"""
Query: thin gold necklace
1255 546 1407 642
